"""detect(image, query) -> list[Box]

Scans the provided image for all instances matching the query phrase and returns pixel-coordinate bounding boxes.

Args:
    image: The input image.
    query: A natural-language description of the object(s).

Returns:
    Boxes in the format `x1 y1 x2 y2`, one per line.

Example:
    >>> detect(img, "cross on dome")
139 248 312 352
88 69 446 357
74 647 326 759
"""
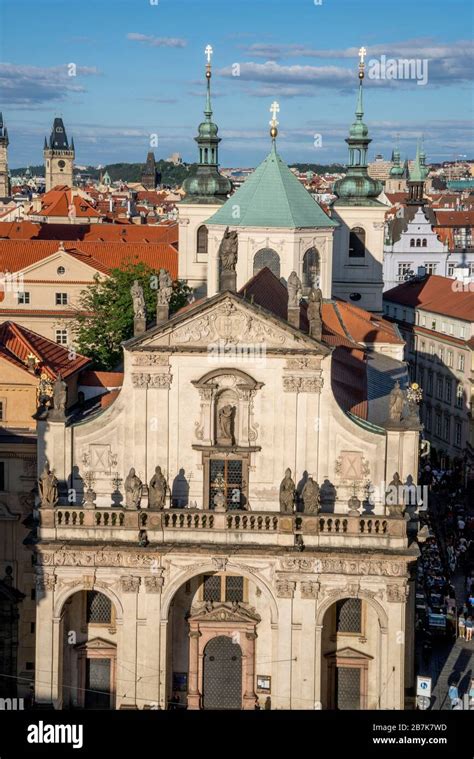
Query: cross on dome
269 101 280 125
358 46 367 64
205 44 213 63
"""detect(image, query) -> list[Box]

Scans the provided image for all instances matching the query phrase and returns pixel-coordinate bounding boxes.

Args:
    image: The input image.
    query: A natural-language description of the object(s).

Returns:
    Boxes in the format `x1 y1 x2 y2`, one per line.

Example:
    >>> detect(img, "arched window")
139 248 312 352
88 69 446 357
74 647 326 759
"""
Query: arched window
302 247 320 290
422 238 427 247
349 227 366 258
253 248 280 278
416 239 421 247
196 225 208 256
410 239 415 247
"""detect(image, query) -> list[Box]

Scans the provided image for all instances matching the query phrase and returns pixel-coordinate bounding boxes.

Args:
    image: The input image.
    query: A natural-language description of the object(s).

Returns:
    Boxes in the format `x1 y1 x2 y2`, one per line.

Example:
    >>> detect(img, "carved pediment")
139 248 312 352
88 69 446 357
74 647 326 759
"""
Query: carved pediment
75 637 116 652
189 601 261 624
131 294 329 354
324 647 374 661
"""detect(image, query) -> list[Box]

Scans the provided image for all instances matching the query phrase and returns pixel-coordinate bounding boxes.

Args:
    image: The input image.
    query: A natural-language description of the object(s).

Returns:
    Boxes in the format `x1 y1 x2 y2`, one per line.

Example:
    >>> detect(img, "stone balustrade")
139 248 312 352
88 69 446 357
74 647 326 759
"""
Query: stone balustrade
40 506 408 549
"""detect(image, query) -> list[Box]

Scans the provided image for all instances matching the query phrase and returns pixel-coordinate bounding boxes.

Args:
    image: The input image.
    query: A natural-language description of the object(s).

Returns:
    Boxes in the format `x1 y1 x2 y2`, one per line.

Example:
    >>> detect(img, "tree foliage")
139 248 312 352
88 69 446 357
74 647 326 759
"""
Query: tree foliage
71 261 191 370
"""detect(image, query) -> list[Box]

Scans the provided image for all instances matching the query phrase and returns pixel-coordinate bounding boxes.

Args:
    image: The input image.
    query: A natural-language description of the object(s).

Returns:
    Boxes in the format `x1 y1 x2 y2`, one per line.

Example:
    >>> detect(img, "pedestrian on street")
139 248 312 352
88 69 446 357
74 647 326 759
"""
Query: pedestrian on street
465 616 473 641
458 614 466 638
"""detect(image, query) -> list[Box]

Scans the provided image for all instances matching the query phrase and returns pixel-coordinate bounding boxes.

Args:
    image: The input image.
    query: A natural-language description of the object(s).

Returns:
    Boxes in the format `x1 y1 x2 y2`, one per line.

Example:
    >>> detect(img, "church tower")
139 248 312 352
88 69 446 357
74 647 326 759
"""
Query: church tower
141 151 157 189
331 49 388 313
407 140 428 206
178 45 232 294
43 117 75 192
0 113 10 197
385 140 407 194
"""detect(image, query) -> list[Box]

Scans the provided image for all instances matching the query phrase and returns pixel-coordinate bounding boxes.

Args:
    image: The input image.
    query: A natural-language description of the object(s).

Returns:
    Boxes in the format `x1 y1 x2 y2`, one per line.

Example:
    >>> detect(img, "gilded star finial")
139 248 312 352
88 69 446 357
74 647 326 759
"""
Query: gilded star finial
269 100 280 141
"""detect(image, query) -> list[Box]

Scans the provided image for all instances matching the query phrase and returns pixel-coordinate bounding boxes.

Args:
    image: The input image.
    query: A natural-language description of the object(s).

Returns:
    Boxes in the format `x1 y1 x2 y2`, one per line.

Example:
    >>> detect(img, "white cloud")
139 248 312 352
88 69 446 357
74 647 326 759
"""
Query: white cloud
126 33 186 48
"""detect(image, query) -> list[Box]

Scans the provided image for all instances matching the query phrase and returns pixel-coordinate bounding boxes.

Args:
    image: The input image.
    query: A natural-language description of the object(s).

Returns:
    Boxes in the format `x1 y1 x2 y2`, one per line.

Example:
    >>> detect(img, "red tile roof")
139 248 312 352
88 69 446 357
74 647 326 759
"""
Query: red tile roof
0 240 178 278
384 274 474 321
79 370 123 387
434 209 474 227
0 321 90 378
32 186 102 219
0 220 178 245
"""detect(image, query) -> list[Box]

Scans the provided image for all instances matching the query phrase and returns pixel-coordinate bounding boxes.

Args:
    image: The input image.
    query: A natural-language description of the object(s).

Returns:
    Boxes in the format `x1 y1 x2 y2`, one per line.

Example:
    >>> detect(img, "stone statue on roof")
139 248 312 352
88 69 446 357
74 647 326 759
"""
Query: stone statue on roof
287 271 302 309
218 226 238 272
157 269 173 306
307 284 323 340
388 380 405 423
131 280 146 320
52 373 67 412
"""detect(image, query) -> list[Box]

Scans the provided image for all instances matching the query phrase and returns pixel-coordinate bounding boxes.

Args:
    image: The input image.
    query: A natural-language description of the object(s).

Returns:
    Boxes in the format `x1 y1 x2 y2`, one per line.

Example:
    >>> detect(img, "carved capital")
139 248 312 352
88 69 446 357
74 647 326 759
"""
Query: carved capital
283 375 323 393
275 579 296 599
36 574 56 592
144 575 164 593
120 575 141 593
386 583 409 603
300 581 320 599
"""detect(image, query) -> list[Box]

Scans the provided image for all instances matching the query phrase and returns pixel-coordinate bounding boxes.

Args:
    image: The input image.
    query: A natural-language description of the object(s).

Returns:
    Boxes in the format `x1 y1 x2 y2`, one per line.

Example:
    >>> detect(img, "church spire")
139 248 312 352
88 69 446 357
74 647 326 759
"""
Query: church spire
407 138 427 205
333 47 383 206
181 45 232 205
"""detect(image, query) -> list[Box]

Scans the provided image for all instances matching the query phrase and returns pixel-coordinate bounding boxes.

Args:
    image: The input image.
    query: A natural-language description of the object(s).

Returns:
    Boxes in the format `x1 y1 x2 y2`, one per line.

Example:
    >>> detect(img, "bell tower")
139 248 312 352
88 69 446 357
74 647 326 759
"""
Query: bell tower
331 48 388 313
44 117 75 191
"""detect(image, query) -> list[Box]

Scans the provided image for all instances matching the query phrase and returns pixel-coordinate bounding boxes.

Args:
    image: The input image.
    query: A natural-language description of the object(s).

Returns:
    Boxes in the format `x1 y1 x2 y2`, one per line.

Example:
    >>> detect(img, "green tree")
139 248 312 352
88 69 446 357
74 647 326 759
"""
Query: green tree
71 261 191 370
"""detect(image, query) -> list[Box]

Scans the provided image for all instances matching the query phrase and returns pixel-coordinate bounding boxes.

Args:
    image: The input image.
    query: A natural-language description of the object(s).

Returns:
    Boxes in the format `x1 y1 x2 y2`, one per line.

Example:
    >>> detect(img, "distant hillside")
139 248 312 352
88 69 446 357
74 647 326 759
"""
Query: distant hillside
290 163 347 174
10 160 196 187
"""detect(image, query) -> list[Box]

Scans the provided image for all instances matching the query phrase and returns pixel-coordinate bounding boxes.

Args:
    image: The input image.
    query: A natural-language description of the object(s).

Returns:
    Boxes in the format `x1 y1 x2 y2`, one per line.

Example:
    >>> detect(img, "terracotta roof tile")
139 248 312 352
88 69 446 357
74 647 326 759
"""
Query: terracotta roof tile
0 321 90 378
384 274 474 321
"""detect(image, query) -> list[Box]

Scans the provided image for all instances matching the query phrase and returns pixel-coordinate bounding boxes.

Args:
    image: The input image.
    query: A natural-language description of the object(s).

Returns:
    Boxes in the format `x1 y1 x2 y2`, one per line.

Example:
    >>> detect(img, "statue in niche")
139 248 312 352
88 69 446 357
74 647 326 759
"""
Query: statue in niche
124 467 143 509
157 268 173 306
301 476 320 514
218 226 238 271
287 271 302 309
38 462 59 507
131 280 146 320
52 373 67 412
279 468 296 513
149 466 167 510
217 404 235 445
307 284 323 339
388 380 405 423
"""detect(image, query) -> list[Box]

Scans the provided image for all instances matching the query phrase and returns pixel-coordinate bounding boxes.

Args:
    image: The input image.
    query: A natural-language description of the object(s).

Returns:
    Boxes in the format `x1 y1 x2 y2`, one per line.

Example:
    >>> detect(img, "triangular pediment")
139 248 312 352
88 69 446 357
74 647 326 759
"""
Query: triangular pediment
189 601 261 624
19 250 103 279
75 636 116 651
126 291 330 355
325 647 374 661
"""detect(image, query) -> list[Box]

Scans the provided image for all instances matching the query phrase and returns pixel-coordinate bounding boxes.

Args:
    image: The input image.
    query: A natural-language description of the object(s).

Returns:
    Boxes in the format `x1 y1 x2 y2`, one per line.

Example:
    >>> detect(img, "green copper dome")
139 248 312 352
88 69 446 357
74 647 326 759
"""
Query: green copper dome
389 147 404 177
207 141 338 228
333 79 384 207
181 57 232 205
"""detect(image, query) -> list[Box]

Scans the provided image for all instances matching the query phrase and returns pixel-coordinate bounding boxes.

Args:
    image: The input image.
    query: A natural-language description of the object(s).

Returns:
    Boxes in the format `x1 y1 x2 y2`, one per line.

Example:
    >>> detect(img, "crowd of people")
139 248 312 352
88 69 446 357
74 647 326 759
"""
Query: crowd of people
417 462 474 709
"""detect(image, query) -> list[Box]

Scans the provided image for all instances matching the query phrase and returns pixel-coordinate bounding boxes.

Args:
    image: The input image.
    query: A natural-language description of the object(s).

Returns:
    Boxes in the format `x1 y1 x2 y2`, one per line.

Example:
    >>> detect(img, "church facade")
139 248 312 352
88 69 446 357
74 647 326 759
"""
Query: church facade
35 275 419 710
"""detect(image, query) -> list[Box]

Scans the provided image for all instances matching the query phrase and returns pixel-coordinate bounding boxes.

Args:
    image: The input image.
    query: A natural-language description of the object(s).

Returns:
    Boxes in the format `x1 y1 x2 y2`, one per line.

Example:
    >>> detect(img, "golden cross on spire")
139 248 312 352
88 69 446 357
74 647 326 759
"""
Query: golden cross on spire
358 46 367 64
269 101 280 141
205 44 213 64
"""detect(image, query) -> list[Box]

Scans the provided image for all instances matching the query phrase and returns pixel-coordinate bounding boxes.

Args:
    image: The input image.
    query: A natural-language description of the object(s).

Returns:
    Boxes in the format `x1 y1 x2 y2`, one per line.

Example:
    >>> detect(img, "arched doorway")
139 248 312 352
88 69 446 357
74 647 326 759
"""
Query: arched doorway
320 597 377 710
253 248 280 278
60 590 117 709
203 636 242 710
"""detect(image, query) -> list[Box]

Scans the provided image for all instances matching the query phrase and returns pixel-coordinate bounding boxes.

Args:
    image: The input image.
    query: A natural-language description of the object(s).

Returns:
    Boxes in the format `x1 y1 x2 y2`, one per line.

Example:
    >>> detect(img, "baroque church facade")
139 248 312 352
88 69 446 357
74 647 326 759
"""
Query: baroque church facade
33 51 421 711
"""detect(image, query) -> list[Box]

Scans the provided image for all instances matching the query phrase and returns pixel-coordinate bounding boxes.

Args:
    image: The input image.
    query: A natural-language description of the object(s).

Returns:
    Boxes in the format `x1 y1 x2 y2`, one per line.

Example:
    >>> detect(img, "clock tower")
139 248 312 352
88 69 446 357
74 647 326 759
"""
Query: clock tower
43 117 75 191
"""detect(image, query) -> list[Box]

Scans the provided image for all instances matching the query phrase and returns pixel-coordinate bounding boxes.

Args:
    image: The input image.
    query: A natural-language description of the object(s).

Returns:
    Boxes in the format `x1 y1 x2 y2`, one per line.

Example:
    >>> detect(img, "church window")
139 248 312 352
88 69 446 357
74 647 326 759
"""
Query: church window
302 247 320 290
253 248 280 278
225 576 244 603
86 591 112 624
203 575 221 602
197 225 208 255
410 239 415 247
416 239 421 247
335 598 362 634
209 459 243 510
422 238 427 247
348 227 365 258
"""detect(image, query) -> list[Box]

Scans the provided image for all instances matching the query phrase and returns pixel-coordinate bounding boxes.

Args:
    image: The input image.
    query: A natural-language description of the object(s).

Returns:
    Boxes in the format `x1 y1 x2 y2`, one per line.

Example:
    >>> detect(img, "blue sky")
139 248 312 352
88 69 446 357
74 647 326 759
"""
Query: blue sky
0 0 472 168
